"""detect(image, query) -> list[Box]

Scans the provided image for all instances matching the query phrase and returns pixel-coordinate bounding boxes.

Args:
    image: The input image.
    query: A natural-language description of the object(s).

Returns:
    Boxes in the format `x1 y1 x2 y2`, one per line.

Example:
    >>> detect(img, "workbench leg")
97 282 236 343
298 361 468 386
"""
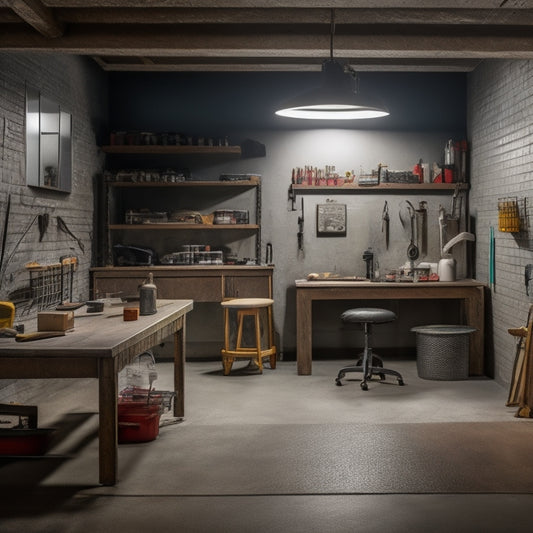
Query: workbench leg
465 287 485 376
98 358 118 486
174 316 186 418
296 291 312 375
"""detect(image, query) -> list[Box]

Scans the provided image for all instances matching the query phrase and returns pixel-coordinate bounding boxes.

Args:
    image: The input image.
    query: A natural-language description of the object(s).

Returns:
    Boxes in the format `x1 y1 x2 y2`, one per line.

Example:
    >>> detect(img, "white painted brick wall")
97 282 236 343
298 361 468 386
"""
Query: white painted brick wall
0 53 107 392
468 59 533 385
0 53 107 313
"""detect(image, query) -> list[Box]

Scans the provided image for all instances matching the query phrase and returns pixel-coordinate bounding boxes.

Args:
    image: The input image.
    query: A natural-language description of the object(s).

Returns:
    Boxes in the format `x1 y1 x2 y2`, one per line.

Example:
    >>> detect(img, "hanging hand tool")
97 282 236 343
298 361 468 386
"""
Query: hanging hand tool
38 213 49 242
445 185 460 239
525 264 533 296
381 201 389 249
405 200 419 261
0 194 10 275
57 216 85 253
0 213 38 291
297 198 304 251
288 185 297 211
416 201 428 257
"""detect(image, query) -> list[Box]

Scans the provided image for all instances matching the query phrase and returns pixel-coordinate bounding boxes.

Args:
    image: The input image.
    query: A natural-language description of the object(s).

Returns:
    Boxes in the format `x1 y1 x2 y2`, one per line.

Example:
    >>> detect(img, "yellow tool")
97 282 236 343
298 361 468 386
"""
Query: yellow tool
0 301 15 329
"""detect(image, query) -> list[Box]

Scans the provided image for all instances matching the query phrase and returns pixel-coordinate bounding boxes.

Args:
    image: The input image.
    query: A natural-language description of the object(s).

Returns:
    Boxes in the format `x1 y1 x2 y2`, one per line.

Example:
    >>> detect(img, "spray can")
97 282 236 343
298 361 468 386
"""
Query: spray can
444 139 454 166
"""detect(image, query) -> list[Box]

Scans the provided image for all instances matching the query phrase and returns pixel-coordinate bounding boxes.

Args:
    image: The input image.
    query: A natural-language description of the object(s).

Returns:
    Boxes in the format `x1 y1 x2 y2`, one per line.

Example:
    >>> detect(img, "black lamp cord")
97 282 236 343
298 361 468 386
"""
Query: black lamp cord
330 8 335 61
330 8 359 92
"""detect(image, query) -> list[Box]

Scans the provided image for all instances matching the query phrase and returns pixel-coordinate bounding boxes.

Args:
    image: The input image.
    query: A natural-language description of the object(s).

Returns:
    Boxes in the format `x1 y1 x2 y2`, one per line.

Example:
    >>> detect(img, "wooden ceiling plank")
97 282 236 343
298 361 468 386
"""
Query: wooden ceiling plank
57 7 331 25
51 7 533 26
39 1 514 9
8 0 64 38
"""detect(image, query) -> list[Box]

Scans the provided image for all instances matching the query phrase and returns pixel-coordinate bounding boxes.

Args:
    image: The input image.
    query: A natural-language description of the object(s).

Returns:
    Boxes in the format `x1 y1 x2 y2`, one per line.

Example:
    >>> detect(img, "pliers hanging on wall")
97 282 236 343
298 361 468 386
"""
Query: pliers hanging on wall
381 201 389 249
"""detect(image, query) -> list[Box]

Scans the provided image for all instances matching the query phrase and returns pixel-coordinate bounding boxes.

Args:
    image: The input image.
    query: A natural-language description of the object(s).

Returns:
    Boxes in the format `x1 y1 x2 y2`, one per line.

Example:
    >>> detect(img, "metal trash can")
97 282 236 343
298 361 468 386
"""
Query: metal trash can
410 325 477 380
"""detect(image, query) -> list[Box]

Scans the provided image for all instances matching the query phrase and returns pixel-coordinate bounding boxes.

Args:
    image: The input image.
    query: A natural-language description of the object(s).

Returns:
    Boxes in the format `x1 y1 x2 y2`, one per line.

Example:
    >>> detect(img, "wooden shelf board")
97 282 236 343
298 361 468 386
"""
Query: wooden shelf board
101 145 241 155
109 224 259 230
291 182 469 191
107 178 259 187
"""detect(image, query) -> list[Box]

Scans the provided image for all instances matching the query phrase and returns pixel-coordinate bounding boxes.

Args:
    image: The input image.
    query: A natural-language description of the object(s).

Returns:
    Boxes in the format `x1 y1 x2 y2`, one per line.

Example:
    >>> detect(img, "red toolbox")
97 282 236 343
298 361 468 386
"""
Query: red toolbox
0 428 54 455
0 403 54 455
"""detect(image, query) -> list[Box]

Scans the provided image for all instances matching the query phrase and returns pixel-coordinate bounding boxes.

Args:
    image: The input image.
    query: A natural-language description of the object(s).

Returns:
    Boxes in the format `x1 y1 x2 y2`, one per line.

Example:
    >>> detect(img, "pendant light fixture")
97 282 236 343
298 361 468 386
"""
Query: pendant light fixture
275 10 389 121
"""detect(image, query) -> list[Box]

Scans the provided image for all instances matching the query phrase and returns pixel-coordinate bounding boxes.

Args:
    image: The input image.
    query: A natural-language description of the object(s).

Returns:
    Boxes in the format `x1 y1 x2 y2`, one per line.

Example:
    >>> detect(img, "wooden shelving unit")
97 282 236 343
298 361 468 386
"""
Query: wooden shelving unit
99 146 262 264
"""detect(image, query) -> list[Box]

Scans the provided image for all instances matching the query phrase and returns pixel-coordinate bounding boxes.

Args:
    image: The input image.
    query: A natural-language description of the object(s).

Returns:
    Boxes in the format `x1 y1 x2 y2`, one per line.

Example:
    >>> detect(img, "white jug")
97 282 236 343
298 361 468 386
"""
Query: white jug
438 256 456 282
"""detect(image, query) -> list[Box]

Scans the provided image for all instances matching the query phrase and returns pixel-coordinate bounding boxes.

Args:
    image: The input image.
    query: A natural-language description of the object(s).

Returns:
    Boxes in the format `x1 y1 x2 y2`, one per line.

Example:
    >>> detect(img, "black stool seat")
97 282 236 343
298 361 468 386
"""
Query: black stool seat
336 307 405 390
341 307 397 325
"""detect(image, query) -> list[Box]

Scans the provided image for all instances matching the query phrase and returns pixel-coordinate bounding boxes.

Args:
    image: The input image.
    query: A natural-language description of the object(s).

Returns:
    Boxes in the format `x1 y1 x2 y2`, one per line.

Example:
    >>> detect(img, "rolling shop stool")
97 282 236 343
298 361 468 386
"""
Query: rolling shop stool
220 298 276 375
335 307 405 390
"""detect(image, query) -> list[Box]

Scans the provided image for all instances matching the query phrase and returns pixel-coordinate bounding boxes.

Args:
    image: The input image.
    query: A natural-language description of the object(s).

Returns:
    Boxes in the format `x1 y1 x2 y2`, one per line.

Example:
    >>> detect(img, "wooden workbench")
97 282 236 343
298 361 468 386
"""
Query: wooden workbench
0 299 193 485
295 279 485 376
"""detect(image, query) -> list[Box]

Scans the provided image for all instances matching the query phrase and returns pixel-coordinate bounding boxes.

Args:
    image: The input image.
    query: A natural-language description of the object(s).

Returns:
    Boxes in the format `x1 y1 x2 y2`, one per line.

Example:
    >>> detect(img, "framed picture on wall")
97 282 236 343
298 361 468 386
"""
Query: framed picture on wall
316 202 346 236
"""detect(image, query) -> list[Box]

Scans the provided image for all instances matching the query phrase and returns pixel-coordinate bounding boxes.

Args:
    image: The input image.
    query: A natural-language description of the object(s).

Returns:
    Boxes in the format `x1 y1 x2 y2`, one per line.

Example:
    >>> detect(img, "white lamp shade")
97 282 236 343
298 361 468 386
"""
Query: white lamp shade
275 60 389 120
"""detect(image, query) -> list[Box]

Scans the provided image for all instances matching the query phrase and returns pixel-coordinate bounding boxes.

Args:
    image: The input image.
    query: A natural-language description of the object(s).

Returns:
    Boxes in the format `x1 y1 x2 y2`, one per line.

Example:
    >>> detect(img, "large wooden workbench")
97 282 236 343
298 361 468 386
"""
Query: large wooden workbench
0 299 193 486
295 279 485 376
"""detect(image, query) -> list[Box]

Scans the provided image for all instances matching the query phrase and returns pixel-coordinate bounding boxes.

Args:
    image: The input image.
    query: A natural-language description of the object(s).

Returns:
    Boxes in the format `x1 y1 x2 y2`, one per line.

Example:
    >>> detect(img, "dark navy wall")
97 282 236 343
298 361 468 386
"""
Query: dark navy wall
106 69 467 358
108 71 466 137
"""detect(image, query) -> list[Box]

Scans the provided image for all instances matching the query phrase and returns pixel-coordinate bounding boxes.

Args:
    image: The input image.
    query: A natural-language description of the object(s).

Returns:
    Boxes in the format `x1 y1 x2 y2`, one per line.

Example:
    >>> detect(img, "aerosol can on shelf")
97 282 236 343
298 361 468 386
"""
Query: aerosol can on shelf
444 139 454 166
139 273 157 315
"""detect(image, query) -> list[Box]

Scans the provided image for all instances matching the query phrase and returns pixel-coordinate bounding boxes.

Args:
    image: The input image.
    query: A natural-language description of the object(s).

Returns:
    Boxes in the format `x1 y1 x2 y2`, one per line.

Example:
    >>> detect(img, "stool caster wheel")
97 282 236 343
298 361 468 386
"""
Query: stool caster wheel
379 373 386 381
335 372 345 386
360 382 368 391
398 379 405 386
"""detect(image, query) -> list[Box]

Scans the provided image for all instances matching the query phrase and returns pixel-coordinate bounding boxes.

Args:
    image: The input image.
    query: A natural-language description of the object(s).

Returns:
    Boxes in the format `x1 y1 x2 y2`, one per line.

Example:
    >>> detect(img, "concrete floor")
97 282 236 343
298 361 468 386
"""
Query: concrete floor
1 357 533 532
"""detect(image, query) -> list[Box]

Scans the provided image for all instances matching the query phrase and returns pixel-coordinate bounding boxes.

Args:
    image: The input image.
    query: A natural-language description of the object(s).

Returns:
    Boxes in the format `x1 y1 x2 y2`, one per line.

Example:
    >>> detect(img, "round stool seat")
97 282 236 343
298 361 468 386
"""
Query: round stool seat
341 307 396 324
220 297 276 375
221 298 274 309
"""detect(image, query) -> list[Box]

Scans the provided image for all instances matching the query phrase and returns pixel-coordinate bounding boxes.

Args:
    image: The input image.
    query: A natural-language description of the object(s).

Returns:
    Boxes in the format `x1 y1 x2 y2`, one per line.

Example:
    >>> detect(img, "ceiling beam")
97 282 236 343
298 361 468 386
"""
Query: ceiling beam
93 57 480 73
38 1 525 8
3 24 533 59
4 2 533 73
50 7 533 26
7 0 64 38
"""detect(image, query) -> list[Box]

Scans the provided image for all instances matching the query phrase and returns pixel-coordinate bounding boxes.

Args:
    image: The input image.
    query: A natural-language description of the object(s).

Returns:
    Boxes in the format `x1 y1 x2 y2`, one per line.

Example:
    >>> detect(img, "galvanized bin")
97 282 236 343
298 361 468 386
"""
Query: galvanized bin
411 325 477 380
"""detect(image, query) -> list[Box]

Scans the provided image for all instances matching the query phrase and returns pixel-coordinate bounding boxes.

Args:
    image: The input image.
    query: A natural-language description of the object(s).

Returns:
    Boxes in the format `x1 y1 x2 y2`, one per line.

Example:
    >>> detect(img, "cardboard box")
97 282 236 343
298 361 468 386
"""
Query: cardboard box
37 311 74 332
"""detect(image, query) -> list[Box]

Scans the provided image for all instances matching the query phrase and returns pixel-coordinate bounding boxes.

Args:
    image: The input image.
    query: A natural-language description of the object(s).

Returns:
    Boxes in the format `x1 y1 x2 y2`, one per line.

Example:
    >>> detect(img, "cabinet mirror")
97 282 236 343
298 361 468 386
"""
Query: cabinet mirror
25 86 72 193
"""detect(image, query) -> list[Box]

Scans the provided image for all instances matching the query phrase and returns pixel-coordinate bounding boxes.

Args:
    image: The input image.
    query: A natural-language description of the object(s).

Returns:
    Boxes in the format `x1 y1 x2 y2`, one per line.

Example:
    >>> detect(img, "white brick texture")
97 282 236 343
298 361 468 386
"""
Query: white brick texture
0 53 107 392
468 59 533 385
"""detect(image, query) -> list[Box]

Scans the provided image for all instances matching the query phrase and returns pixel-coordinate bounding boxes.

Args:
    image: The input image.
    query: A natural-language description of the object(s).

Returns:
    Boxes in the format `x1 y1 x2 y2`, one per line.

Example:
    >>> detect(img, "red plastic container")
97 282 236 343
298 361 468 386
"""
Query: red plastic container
118 411 160 443
118 401 160 416
0 428 54 456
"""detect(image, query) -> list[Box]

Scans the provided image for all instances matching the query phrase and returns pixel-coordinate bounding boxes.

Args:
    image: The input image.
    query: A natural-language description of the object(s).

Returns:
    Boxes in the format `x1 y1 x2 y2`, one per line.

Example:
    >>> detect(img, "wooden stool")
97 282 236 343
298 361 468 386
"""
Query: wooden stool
221 298 276 375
